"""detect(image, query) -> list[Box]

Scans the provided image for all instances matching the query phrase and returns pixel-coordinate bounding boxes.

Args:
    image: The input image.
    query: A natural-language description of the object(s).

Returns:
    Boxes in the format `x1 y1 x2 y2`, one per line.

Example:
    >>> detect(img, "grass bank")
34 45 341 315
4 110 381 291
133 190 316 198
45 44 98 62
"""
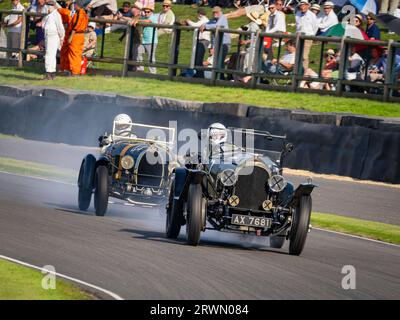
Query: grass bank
311 212 400 245
1 67 399 117
0 258 92 299
0 156 76 183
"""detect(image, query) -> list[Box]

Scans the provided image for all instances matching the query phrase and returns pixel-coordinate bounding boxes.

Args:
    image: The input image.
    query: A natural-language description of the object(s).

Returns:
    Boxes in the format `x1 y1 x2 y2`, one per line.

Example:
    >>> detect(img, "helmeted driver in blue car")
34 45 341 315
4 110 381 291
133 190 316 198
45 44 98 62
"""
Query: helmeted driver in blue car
98 113 137 152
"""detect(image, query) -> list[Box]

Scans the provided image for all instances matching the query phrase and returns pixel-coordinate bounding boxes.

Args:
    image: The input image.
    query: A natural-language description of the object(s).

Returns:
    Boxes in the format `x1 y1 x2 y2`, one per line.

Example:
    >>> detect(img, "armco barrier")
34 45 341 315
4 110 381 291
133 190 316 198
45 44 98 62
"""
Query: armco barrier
0 85 399 183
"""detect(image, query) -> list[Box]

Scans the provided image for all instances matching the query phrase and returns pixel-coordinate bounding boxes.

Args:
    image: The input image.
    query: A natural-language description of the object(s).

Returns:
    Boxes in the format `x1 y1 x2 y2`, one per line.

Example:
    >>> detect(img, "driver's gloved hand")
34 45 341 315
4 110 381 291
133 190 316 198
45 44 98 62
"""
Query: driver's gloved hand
98 134 111 147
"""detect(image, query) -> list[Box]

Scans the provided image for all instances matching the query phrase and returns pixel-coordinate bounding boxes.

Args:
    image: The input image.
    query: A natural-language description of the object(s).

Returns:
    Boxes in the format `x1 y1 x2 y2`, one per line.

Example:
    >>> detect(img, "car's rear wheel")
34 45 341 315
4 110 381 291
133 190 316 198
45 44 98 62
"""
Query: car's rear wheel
77 155 96 211
94 165 109 217
270 235 285 249
289 195 312 256
186 184 205 246
166 183 184 239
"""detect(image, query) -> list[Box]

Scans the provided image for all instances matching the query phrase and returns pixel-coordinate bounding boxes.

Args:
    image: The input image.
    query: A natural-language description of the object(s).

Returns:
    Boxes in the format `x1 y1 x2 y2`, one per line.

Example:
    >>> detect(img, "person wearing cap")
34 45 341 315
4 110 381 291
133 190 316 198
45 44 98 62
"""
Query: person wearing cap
87 0 117 19
317 1 338 34
265 2 286 33
295 0 318 70
131 5 158 74
110 1 132 32
58 0 89 76
185 8 210 78
200 6 231 80
157 0 175 36
83 21 97 57
365 13 381 40
41 0 64 80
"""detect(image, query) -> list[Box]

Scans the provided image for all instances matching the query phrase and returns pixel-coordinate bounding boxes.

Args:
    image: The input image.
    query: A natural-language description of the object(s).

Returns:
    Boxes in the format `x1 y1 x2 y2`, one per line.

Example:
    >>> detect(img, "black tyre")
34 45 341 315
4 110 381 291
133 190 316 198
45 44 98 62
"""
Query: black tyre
289 195 312 256
270 235 285 249
166 183 184 239
77 155 96 211
186 184 205 246
94 165 109 216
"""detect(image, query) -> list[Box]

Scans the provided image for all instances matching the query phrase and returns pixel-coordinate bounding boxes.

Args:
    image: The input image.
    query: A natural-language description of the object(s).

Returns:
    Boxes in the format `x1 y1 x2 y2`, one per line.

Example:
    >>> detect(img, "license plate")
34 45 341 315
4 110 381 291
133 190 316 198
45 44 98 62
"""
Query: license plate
231 214 271 228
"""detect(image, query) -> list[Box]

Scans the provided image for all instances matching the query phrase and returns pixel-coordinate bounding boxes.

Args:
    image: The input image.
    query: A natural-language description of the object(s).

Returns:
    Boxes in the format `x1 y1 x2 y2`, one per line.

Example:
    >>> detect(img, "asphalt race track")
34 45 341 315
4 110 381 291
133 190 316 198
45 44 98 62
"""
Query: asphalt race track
0 171 399 299
1 137 399 224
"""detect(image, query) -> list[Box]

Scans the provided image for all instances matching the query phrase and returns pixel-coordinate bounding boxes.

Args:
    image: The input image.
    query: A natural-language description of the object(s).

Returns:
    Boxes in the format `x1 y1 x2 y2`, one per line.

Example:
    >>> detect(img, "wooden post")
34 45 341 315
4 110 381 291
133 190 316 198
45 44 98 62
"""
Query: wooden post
122 24 132 77
383 39 394 102
211 27 221 86
336 37 347 96
291 33 302 92
250 31 262 89
168 25 180 80
18 11 26 68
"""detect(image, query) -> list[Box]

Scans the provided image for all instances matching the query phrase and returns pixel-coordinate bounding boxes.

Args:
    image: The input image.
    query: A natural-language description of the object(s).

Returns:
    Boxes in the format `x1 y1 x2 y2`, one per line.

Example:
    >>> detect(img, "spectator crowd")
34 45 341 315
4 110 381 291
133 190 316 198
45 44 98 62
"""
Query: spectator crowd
0 0 399 94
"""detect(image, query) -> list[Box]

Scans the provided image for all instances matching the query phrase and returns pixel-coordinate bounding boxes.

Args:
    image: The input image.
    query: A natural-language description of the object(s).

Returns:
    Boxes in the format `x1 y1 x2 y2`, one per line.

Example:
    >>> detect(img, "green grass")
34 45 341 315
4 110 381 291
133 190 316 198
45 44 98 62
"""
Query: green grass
1 66 399 117
311 212 400 245
0 258 92 299
0 156 76 183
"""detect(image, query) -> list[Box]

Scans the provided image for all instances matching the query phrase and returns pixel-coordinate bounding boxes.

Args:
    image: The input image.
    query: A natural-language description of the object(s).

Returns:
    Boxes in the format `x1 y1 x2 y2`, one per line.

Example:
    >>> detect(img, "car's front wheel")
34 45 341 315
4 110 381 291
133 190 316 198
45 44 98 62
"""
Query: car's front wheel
289 195 312 256
94 165 109 216
166 183 184 239
77 155 96 211
186 184 206 246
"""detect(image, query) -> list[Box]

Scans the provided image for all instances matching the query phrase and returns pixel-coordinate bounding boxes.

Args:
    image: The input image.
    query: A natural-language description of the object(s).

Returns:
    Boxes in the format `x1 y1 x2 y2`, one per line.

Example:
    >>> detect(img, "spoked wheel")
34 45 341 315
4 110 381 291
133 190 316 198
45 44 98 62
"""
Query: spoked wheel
270 235 285 249
94 165 109 217
77 155 96 211
289 195 312 256
186 184 206 246
166 183 184 239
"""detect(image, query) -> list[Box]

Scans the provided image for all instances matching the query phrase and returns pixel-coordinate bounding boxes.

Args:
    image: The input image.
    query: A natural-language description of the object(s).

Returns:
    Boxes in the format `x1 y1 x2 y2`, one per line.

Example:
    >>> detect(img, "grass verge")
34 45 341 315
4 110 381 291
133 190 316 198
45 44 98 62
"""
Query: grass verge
1 67 400 118
0 258 92 299
0 156 76 184
311 212 400 245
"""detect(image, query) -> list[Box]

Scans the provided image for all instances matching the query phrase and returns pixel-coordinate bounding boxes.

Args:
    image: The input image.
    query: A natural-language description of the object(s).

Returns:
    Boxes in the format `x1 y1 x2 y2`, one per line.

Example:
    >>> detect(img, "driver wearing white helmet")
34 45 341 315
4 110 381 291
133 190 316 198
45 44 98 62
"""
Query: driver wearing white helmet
205 123 241 160
99 113 137 152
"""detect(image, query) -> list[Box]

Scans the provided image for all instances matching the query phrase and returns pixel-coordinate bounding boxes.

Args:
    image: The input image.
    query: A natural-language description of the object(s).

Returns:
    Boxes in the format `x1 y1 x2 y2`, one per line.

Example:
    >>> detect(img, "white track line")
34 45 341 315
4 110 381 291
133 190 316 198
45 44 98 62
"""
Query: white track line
1 170 398 249
313 227 400 248
0 254 124 300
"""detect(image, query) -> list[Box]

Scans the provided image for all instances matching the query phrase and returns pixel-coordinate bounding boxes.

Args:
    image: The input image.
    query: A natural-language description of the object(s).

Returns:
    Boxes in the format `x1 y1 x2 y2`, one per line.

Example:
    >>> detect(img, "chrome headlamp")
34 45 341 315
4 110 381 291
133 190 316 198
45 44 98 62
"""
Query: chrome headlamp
219 169 237 187
121 155 135 170
268 174 287 193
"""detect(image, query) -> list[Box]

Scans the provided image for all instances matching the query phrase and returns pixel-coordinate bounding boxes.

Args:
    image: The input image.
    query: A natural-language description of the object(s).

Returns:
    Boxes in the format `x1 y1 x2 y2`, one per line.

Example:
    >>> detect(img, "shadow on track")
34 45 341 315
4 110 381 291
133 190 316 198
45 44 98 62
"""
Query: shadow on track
119 227 289 255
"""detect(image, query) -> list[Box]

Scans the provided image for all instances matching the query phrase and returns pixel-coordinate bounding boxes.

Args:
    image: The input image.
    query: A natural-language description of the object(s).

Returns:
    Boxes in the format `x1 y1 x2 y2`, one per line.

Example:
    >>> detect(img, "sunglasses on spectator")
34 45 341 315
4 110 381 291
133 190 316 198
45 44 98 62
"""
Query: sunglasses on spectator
163 5 170 7
144 10 151 13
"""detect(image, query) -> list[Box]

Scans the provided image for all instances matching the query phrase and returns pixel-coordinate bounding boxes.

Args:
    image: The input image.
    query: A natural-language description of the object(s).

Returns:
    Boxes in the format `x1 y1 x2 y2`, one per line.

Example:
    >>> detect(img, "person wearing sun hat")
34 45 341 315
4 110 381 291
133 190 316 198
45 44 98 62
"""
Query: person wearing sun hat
310 3 320 15
157 0 175 36
131 4 158 74
317 1 338 34
200 6 230 80
295 0 318 69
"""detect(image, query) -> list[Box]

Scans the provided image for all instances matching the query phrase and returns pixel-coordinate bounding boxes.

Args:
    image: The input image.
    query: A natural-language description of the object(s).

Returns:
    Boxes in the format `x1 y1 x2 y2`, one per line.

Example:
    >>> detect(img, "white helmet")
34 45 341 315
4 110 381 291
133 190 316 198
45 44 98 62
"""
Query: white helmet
208 122 228 146
113 113 133 137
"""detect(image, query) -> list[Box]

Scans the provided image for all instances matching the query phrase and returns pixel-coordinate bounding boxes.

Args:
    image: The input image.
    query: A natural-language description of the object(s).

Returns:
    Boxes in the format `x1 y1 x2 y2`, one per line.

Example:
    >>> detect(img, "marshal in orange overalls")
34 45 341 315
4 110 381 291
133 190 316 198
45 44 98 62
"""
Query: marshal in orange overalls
58 7 89 75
